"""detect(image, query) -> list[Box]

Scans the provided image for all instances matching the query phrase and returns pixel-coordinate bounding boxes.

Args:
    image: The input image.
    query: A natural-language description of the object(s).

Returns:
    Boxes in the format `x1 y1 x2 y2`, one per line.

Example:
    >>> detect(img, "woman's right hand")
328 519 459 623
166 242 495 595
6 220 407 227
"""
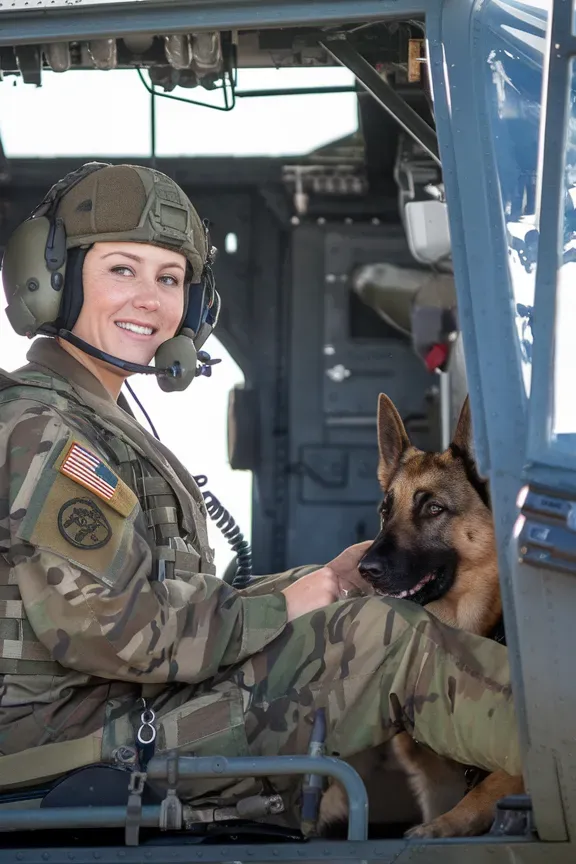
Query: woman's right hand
281 566 341 621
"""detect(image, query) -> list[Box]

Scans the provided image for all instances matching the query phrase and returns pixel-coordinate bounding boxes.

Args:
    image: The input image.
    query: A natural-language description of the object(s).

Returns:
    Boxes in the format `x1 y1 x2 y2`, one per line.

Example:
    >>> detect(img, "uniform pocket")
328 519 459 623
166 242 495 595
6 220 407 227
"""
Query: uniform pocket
152 681 257 805
155 680 249 758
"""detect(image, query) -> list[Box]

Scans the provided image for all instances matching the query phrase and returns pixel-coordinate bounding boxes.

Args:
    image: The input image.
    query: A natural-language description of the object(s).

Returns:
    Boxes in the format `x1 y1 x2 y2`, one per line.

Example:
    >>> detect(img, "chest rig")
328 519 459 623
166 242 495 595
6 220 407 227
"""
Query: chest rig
96 432 209 584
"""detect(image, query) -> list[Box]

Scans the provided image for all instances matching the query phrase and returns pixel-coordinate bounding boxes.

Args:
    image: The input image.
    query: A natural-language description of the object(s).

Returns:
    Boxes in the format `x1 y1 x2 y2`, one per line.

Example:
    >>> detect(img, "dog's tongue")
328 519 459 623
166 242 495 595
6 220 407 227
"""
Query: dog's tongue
393 572 435 600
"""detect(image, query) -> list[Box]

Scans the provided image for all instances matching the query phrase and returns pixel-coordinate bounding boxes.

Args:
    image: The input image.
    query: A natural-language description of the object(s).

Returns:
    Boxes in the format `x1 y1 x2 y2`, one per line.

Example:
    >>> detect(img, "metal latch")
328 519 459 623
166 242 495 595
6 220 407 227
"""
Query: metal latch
515 484 576 574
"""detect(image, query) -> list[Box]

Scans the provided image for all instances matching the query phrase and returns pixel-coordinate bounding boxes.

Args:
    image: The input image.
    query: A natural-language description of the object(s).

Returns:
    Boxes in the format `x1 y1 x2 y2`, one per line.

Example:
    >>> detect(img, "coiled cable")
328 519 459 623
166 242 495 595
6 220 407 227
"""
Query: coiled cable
192 474 253 587
125 381 253 587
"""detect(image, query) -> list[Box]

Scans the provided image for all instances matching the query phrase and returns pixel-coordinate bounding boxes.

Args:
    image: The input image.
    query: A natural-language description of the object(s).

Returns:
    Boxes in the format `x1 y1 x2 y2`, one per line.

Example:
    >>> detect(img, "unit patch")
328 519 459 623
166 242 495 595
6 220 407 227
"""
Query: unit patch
58 497 112 550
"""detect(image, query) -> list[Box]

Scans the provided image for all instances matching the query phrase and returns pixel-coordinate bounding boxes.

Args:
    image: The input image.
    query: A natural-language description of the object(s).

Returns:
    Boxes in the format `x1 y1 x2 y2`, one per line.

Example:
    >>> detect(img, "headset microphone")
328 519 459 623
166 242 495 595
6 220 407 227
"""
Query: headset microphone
58 329 221 379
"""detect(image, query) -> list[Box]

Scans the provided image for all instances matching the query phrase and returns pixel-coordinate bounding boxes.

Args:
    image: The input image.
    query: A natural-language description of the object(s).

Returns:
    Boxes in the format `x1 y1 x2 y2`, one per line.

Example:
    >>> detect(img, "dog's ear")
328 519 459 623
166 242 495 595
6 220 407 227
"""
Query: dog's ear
451 396 476 464
377 393 410 489
450 395 490 497
451 395 489 477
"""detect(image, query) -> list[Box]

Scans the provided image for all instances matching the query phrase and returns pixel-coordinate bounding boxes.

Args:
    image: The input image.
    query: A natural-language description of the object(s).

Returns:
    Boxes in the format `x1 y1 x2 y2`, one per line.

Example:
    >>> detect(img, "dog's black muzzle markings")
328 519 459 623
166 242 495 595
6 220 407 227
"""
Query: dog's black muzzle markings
359 531 458 607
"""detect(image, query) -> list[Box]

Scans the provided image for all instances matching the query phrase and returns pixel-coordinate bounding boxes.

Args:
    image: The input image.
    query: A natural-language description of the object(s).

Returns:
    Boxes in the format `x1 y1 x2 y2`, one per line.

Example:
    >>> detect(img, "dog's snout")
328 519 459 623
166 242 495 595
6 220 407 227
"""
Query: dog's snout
358 550 385 582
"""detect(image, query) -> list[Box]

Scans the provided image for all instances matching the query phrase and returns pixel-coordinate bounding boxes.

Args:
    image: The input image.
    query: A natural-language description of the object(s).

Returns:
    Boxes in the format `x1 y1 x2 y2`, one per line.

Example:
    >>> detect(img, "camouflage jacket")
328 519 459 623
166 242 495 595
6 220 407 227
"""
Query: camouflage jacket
0 338 288 757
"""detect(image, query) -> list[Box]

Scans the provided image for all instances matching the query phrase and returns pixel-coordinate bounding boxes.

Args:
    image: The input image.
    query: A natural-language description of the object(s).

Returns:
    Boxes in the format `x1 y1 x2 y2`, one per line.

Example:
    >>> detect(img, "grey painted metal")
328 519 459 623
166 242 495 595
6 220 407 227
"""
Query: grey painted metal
426 0 555 843
0 806 161 832
0 135 8 184
320 38 441 166
0 837 570 864
0 0 437 46
2 0 147 5
0 754 367 840
236 86 357 98
525 0 576 476
0 0 128 5
286 224 438 568
248 189 290 575
439 370 451 448
505 0 576 845
146 754 368 841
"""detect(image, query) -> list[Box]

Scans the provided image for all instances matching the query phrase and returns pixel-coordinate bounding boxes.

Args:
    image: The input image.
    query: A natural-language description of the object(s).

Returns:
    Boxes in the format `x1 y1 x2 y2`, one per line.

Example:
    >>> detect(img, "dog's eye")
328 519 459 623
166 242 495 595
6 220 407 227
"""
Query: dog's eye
426 502 444 517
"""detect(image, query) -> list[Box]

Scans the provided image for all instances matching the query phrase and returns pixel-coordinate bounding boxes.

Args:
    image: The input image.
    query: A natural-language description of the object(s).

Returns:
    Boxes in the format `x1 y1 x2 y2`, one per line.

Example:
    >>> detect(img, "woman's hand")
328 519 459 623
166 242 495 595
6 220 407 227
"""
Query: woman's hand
281 540 375 622
281 567 340 621
326 541 375 598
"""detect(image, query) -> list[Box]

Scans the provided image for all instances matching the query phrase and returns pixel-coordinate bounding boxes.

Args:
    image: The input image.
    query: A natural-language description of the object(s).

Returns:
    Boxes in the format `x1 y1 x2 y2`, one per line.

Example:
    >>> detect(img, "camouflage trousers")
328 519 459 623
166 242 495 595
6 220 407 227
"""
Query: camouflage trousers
104 594 521 815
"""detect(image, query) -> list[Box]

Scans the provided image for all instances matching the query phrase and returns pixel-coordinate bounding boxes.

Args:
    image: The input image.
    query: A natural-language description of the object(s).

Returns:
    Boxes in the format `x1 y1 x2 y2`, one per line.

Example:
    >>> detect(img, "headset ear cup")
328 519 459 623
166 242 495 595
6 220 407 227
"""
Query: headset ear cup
2 216 66 336
56 247 87 331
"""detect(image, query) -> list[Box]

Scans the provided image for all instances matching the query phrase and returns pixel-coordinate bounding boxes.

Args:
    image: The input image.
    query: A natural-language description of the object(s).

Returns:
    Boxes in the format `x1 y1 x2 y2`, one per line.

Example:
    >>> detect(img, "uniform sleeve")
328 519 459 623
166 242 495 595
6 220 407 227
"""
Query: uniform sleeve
238 565 322 596
3 401 288 684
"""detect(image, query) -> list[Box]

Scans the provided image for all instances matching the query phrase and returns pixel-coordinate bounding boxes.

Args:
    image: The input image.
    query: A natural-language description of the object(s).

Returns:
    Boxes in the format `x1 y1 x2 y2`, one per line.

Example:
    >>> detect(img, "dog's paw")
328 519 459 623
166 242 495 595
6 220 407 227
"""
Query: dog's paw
404 817 457 839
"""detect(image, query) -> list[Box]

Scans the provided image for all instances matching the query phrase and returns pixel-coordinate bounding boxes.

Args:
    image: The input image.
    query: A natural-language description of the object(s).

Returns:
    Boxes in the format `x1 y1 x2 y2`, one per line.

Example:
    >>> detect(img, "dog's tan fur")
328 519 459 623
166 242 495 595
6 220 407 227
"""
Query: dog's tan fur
318 394 523 839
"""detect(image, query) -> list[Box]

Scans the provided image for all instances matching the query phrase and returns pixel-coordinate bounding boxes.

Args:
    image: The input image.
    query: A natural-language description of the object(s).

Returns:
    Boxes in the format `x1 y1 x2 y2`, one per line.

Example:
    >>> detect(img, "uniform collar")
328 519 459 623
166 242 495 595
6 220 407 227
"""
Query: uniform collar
23 336 137 415
24 337 113 400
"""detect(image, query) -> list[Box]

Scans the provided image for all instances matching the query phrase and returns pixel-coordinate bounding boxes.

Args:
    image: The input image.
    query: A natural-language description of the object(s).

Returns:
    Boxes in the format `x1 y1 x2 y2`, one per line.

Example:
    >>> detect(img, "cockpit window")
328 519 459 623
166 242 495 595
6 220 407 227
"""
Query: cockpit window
551 56 576 444
0 67 358 158
481 0 548 396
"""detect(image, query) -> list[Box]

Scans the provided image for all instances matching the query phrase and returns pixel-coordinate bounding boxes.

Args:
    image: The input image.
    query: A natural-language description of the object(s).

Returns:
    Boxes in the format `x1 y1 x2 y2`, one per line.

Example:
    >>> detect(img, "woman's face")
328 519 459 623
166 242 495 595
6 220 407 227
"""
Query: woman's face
72 241 187 368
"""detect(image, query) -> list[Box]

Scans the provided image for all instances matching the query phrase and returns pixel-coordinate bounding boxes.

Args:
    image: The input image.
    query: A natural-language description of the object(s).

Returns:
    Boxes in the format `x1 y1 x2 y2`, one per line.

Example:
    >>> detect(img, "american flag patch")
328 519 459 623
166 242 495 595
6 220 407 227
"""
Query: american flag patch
60 442 119 501
57 439 138 517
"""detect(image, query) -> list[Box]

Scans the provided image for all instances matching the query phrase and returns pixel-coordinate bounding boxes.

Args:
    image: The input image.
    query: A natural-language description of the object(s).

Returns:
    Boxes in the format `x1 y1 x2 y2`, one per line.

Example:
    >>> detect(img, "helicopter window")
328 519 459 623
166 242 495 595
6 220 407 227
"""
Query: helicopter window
550 58 576 444
481 0 547 397
0 67 358 158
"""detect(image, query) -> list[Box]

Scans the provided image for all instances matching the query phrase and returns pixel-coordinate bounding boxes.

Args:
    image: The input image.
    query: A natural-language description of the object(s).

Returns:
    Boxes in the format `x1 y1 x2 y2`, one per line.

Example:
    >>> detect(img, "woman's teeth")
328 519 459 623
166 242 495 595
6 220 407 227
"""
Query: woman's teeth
115 322 154 336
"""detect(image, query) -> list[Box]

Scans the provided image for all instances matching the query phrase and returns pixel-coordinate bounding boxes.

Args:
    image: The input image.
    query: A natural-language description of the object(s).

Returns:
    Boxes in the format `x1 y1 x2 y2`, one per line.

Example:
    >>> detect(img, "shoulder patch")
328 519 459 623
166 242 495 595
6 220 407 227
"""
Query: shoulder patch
56 439 137 518
58 497 112 550
13 429 143 590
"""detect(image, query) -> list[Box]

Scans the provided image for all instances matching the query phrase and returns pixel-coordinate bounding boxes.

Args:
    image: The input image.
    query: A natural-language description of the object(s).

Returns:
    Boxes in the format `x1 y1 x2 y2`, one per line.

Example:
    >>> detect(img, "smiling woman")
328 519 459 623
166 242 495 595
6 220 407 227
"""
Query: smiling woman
62 242 188 399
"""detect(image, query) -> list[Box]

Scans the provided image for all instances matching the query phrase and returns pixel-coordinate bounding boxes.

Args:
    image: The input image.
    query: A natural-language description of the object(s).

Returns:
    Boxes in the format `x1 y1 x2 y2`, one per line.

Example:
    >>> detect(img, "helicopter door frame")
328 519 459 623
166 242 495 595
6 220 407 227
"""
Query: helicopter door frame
511 0 576 844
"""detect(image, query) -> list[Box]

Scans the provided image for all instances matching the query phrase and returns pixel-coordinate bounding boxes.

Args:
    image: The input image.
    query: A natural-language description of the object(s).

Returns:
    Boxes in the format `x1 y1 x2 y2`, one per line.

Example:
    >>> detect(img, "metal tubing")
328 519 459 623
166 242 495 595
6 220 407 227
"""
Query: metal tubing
0 806 161 832
147 754 369 841
320 37 441 165
0 1 434 48
0 755 368 840
236 85 357 97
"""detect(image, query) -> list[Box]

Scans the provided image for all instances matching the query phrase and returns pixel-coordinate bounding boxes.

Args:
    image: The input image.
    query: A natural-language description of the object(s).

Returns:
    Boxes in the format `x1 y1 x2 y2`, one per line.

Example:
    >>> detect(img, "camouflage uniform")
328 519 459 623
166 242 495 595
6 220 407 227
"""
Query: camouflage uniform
0 339 520 808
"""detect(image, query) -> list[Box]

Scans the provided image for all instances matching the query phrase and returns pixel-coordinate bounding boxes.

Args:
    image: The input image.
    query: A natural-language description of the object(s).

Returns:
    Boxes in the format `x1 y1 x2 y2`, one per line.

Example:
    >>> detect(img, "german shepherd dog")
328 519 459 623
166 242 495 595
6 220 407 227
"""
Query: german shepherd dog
318 393 523 839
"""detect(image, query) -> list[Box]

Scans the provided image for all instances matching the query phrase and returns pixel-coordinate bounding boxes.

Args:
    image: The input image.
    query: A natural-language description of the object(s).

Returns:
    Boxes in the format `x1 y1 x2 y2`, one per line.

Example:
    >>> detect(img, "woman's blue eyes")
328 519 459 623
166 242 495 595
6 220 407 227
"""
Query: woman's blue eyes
110 266 180 286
